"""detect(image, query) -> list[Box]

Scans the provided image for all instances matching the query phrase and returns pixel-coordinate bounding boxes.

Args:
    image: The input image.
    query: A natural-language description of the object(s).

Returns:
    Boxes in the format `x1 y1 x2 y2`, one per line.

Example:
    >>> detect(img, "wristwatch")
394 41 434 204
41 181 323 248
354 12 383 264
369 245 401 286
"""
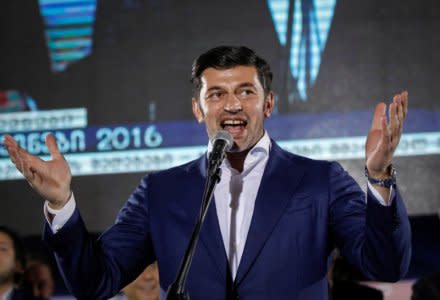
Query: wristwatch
364 165 396 188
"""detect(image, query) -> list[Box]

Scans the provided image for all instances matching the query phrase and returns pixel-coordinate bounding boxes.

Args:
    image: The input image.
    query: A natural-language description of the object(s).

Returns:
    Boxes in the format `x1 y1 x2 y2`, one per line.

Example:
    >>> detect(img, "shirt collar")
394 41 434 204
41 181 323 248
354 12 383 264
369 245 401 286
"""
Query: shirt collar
207 130 271 156
207 130 271 175
249 130 271 156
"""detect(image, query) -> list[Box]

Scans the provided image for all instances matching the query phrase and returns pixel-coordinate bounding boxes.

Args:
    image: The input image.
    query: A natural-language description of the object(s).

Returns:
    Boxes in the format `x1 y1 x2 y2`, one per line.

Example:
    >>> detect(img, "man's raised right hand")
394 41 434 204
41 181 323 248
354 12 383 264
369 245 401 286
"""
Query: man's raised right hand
3 134 72 209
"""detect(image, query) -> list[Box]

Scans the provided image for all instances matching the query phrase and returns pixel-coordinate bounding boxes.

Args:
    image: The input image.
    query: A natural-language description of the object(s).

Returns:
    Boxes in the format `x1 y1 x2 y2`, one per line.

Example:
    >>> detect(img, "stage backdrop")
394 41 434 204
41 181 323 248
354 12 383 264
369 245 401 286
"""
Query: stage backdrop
1 0 439 234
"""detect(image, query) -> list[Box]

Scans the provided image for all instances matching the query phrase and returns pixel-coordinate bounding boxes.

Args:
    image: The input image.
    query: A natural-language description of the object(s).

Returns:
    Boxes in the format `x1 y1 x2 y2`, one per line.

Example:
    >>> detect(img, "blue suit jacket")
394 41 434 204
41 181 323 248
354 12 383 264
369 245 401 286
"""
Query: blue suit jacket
44 141 411 300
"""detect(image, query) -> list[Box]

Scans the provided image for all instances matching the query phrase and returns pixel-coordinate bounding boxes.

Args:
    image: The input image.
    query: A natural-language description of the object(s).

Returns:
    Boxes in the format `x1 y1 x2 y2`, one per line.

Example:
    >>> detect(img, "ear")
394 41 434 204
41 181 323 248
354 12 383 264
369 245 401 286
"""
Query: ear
263 92 275 118
192 97 205 123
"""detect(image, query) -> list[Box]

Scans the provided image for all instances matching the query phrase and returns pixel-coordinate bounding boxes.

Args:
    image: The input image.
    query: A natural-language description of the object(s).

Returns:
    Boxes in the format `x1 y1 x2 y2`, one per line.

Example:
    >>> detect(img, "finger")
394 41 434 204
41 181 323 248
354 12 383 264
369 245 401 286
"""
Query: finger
381 115 391 147
4 135 27 159
8 147 24 172
21 153 47 189
391 93 408 147
4 135 47 185
371 102 387 130
20 146 48 181
3 134 19 152
11 144 35 182
16 151 32 181
6 138 45 179
389 100 396 132
401 90 408 119
395 95 404 131
391 98 405 150
5 137 23 167
46 134 62 159
391 95 401 132
21 155 36 183
9 138 39 164
369 115 391 164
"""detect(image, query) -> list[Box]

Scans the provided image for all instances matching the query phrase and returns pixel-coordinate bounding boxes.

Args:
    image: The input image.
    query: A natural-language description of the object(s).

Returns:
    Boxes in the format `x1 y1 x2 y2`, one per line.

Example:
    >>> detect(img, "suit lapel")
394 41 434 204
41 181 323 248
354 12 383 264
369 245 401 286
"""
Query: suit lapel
189 156 231 283
199 196 232 282
235 142 306 285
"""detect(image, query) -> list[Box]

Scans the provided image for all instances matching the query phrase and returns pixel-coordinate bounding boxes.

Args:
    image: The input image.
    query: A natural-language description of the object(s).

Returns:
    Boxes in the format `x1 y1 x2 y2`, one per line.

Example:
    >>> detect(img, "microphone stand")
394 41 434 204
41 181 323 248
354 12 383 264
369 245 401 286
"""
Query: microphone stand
165 164 222 300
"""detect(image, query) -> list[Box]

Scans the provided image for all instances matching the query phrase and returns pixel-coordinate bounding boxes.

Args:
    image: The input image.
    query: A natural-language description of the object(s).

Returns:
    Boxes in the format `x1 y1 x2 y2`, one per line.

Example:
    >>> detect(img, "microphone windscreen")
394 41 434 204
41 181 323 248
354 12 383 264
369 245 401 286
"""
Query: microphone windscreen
211 130 233 151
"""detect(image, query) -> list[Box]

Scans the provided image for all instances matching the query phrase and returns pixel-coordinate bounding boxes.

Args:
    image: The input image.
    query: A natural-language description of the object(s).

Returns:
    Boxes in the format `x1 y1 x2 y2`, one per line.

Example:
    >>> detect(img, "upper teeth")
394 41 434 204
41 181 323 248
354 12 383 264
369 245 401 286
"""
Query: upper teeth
223 120 245 125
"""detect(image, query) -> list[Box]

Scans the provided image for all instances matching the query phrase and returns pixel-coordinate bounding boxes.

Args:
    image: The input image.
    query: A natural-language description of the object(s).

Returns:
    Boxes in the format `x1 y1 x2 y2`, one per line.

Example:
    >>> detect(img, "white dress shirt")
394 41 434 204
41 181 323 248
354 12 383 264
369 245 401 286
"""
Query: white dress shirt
211 132 271 279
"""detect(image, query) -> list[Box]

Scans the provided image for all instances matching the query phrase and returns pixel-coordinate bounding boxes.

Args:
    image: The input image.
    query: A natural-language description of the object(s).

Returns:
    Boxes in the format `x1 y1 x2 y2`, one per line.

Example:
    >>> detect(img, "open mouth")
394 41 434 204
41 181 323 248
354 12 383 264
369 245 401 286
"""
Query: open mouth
221 119 247 130
220 119 248 138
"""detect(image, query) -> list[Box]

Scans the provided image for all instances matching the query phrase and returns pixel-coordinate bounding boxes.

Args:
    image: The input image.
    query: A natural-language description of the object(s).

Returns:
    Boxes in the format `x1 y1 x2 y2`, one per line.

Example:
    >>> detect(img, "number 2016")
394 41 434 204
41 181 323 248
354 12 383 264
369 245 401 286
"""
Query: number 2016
96 126 162 151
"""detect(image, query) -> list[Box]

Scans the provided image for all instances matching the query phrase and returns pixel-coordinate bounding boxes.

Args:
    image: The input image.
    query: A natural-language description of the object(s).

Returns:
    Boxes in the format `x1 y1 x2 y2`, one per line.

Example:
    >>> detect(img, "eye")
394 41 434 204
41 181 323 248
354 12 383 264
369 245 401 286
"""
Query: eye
207 91 223 100
238 89 254 97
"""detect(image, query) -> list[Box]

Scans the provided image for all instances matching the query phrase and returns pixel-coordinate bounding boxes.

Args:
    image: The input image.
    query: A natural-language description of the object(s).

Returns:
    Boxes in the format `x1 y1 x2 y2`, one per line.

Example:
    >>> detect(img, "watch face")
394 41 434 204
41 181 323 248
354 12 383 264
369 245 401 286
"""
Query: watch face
364 165 396 187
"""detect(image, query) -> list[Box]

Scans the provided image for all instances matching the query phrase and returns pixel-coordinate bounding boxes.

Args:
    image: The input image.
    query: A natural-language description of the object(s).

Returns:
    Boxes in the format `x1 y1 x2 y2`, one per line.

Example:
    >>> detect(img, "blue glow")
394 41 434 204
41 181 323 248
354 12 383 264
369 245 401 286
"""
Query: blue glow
39 0 95 5
38 0 96 72
51 50 93 61
48 38 92 49
45 15 94 26
40 4 95 16
268 0 337 102
46 27 93 38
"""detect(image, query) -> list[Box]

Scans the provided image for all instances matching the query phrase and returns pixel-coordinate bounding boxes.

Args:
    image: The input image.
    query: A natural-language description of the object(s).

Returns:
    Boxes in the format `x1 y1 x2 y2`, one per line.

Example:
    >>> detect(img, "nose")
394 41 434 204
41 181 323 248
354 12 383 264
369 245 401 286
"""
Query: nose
224 94 242 113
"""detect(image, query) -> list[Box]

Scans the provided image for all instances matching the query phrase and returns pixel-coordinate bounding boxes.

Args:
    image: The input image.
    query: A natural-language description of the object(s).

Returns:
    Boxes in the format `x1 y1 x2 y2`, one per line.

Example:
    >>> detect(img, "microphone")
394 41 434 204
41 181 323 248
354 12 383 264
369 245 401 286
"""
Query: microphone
165 130 232 300
208 130 233 175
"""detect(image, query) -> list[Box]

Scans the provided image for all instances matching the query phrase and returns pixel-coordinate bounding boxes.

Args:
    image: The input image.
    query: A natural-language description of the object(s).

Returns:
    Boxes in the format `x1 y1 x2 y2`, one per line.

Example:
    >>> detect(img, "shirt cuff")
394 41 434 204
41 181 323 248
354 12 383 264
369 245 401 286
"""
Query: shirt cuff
43 193 76 234
367 181 394 206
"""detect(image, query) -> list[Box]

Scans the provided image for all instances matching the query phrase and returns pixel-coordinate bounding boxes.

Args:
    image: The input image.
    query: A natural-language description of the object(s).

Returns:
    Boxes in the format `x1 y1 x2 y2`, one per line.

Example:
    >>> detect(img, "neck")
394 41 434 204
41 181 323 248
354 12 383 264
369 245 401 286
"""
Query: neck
226 148 251 172
225 131 266 172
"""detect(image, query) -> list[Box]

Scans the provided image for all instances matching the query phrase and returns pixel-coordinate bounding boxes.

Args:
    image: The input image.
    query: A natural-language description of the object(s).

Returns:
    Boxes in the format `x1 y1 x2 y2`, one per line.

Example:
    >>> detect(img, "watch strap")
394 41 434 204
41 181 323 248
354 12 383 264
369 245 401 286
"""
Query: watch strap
364 165 396 188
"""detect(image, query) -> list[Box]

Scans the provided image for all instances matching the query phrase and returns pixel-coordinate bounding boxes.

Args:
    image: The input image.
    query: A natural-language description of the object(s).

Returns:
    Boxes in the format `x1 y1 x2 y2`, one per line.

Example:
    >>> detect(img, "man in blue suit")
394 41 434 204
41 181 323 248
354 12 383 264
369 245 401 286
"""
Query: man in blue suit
4 46 411 300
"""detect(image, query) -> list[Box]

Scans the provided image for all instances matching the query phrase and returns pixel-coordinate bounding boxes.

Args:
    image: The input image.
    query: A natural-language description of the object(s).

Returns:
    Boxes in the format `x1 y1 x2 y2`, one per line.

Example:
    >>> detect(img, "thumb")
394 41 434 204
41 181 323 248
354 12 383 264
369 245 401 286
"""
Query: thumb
45 134 62 159
371 102 387 130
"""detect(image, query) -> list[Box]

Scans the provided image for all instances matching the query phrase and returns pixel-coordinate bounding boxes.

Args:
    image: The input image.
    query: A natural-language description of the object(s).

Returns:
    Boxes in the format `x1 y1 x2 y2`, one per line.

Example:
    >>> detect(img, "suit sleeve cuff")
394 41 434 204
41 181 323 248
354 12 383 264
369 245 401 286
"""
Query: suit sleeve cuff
44 192 76 234
367 181 394 206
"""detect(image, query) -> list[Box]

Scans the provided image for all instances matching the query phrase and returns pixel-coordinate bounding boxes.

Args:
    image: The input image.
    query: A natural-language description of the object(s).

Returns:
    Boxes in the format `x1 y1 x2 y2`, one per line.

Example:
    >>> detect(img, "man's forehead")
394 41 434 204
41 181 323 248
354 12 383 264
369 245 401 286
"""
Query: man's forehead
200 66 261 88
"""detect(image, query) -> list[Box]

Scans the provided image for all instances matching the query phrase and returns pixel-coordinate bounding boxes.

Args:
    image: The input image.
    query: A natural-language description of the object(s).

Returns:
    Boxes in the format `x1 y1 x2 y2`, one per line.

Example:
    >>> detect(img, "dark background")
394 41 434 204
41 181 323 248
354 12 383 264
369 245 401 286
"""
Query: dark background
0 0 439 236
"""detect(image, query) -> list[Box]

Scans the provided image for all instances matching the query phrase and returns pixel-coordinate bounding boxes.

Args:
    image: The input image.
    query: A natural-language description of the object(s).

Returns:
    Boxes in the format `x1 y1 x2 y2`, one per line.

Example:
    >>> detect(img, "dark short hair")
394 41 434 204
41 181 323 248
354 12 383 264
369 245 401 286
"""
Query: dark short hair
0 225 26 269
191 46 273 99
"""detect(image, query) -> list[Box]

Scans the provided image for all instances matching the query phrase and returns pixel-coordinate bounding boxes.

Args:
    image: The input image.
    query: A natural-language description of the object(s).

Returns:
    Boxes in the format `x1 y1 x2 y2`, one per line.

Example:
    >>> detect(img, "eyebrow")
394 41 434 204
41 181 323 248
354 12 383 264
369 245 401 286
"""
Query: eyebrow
206 85 224 92
236 82 257 89
206 82 257 92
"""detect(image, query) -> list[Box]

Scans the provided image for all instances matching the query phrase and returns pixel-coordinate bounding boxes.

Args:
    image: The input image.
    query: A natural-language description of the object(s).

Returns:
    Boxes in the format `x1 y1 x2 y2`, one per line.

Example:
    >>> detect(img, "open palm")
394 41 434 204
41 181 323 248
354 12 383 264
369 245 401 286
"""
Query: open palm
4 134 72 208
365 91 408 176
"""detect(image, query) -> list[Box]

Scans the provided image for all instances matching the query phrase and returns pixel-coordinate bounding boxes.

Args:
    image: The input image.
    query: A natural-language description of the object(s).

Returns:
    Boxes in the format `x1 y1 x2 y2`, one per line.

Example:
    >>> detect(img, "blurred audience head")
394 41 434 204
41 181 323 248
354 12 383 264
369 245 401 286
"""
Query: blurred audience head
329 250 383 300
22 258 54 300
0 226 26 293
1 226 54 299
122 262 160 300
